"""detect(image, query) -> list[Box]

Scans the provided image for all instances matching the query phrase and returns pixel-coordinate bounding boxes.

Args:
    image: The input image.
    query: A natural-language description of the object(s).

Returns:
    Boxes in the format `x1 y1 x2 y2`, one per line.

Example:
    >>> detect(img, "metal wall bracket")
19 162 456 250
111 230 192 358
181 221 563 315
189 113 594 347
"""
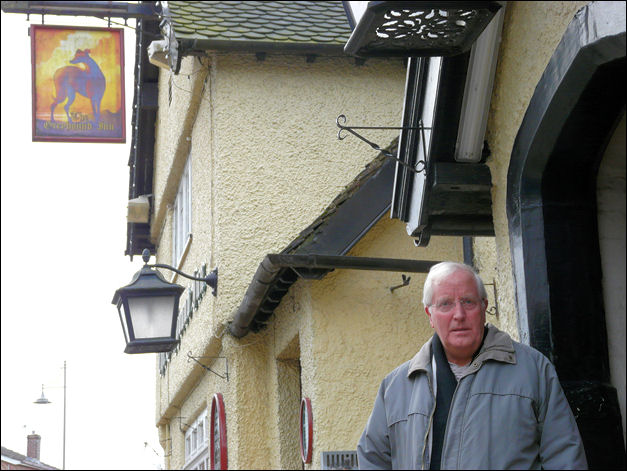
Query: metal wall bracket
175 415 191 433
187 352 229 381
336 114 430 174
484 279 499 318
389 274 411 292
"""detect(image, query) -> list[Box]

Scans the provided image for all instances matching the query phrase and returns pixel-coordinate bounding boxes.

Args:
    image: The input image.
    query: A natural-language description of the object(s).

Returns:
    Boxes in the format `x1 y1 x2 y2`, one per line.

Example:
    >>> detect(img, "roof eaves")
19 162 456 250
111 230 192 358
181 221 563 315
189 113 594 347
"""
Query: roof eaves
177 37 346 56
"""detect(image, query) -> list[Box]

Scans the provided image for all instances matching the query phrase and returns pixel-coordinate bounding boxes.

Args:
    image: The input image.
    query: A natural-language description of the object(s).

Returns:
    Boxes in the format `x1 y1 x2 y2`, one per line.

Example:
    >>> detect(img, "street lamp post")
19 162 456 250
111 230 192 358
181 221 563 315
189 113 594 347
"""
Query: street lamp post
34 360 67 470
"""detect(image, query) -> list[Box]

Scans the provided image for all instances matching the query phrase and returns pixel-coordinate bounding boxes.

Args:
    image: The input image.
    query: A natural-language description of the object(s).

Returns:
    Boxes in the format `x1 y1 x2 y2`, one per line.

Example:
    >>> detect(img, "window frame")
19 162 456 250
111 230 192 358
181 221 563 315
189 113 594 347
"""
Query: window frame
172 154 192 267
184 408 209 470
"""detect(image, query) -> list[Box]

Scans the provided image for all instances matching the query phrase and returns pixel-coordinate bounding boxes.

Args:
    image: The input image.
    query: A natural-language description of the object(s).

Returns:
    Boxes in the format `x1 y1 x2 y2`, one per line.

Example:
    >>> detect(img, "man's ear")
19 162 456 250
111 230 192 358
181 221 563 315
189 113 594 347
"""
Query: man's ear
425 306 434 328
481 298 489 321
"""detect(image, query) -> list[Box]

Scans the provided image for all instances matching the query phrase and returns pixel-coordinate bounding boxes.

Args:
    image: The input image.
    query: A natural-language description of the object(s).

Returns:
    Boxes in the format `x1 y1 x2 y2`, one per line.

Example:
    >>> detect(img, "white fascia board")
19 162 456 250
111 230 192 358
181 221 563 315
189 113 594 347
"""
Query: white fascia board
455 5 506 162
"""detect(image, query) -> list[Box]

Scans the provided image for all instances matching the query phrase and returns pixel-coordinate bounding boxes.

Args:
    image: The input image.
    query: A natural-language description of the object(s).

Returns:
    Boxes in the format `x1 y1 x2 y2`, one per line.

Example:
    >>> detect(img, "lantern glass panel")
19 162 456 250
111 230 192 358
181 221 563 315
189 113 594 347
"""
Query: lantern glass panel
128 295 176 339
117 301 130 343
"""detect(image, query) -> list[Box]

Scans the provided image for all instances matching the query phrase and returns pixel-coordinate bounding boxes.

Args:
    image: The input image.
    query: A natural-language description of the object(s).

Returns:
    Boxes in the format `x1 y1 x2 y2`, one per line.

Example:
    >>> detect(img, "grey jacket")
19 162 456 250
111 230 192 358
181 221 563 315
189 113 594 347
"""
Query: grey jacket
357 324 587 469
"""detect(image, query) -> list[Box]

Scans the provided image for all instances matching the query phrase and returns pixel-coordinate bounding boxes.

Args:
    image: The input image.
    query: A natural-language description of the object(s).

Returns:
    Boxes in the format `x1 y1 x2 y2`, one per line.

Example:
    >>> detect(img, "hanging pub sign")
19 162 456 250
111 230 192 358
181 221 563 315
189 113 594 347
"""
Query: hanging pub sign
30 25 125 143
300 397 313 464
210 393 227 470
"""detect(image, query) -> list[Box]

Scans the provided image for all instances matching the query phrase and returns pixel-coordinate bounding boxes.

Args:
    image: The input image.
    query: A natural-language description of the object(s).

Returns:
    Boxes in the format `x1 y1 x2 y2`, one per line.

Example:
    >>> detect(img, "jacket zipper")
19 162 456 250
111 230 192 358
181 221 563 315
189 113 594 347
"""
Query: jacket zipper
439 380 461 469
421 371 436 470
439 359 481 468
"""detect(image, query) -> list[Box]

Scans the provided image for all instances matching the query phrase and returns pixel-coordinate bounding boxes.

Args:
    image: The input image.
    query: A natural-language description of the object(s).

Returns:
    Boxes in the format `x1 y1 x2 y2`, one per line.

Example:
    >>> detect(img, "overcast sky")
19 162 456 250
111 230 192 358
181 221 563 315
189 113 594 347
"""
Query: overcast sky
1 10 163 470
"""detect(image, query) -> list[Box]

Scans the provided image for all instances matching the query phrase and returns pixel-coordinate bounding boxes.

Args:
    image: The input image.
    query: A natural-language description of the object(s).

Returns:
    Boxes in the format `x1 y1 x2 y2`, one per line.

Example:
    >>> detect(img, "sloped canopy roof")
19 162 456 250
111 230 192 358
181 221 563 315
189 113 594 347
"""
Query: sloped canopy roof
229 141 401 337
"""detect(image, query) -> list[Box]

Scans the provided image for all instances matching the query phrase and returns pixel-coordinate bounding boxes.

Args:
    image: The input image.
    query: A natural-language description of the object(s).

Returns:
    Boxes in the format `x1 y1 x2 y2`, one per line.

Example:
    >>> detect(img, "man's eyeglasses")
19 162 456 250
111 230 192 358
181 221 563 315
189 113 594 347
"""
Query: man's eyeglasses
432 297 482 313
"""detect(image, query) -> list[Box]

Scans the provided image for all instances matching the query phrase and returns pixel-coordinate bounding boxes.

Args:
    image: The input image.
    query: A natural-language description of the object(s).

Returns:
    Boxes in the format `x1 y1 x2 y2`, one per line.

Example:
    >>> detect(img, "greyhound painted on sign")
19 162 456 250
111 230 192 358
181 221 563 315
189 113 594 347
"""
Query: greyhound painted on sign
50 49 106 125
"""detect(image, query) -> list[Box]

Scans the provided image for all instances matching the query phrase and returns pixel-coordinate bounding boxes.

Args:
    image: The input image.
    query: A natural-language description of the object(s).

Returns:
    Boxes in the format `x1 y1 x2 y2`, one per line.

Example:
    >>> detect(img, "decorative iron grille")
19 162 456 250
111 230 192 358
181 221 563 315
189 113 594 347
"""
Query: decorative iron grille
345 2 501 57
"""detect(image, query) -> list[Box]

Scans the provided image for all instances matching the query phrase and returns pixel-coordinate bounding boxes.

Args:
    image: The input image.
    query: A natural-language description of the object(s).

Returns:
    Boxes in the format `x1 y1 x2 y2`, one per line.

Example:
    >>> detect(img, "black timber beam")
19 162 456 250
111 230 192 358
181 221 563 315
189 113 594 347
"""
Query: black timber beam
266 254 439 277
1 1 160 19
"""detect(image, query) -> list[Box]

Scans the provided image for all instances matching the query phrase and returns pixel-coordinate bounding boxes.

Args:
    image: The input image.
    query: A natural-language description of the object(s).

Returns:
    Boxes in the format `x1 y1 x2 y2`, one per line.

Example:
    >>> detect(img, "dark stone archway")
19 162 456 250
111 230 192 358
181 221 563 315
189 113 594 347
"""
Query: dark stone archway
507 2 626 469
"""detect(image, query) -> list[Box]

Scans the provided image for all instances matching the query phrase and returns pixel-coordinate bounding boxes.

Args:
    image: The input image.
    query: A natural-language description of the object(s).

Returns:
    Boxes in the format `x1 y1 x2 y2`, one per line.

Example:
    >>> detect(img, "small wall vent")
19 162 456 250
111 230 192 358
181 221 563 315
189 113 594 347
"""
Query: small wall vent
321 450 358 470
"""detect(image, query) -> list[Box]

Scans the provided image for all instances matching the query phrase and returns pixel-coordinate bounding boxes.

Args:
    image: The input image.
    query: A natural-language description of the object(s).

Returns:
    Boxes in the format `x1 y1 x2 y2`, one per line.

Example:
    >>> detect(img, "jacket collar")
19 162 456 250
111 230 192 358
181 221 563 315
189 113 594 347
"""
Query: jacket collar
407 323 516 378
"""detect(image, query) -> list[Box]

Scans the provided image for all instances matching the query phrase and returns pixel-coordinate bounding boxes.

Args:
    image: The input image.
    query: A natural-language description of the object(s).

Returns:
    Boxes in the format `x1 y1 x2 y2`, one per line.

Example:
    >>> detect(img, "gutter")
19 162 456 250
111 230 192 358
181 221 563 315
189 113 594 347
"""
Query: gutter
174 39 346 73
228 254 440 338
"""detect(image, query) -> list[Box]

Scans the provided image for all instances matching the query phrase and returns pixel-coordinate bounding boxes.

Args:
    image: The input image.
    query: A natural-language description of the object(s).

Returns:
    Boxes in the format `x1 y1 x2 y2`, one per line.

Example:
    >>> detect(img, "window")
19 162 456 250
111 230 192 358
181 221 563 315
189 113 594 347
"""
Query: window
184 408 209 470
173 155 192 266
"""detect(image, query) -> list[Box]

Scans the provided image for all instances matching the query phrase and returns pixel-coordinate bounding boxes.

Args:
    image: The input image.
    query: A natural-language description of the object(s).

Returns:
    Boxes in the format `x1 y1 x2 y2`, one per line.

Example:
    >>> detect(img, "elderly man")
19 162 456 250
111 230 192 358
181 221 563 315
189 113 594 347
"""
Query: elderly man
357 262 587 469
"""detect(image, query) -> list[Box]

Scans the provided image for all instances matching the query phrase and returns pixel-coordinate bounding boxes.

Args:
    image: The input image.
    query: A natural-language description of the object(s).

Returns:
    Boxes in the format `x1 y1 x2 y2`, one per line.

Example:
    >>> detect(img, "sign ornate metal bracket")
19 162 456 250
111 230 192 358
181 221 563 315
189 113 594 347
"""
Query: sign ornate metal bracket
336 114 430 174
187 352 229 381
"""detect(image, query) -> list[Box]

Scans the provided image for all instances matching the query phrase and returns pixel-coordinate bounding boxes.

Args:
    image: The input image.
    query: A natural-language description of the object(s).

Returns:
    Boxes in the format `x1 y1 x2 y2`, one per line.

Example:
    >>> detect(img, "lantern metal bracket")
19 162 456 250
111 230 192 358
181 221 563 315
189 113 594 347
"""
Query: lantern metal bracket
336 114 430 174
484 279 499 318
187 352 229 381
142 249 218 296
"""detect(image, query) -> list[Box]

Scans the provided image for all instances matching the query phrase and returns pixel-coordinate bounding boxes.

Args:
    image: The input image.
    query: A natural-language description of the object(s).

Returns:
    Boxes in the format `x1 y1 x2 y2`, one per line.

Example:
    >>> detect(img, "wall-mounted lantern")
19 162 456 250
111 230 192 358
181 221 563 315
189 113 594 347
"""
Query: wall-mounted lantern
112 249 217 354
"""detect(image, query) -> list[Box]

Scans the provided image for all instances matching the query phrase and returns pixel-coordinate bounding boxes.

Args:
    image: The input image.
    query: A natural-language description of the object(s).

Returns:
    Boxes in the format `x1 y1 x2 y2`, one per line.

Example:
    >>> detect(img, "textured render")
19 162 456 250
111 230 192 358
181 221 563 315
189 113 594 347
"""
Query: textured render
472 236 505 333
154 50 409 468
217 217 461 469
207 51 407 466
275 357 301 468
153 55 223 437
482 1 588 339
307 218 461 469
271 283 312 469
211 52 406 327
153 56 209 247
151 3 596 467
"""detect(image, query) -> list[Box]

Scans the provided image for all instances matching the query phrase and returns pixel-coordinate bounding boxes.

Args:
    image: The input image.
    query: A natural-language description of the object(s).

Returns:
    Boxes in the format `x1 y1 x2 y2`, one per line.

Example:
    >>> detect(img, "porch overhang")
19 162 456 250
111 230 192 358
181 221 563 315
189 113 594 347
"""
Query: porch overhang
227 143 441 338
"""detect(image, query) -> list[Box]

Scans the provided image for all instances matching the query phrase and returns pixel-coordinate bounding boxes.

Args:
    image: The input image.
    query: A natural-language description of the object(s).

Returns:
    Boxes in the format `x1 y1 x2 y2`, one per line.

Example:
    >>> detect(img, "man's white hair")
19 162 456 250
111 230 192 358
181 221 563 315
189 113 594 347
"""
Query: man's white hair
422 261 488 307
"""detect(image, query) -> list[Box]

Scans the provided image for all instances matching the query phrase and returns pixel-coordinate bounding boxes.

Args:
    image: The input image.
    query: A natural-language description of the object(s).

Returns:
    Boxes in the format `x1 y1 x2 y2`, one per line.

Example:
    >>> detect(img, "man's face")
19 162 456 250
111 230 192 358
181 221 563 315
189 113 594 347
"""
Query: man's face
425 269 487 366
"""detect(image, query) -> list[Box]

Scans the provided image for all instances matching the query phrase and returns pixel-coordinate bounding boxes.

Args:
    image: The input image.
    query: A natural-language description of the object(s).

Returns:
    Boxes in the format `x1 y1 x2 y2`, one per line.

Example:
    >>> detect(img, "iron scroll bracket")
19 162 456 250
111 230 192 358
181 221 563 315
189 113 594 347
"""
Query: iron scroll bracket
336 114 430 174
187 352 229 381
389 274 411 293
484 279 499 318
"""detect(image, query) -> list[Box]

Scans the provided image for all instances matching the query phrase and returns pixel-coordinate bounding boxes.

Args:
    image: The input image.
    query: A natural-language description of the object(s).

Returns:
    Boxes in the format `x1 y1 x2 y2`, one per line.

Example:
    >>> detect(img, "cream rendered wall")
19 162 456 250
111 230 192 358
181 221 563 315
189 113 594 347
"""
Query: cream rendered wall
208 53 409 469
211 52 406 327
480 1 589 338
306 218 461 469
153 58 209 245
221 217 462 470
472 236 503 331
271 282 311 469
170 368 226 470
153 51 408 468
152 55 225 454
153 3 597 462
152 2 585 469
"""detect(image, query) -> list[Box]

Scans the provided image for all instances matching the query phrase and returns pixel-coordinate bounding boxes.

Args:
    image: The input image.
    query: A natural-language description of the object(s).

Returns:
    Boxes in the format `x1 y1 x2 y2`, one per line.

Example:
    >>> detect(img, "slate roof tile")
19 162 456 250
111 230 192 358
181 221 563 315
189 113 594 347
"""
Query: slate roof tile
168 1 351 46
